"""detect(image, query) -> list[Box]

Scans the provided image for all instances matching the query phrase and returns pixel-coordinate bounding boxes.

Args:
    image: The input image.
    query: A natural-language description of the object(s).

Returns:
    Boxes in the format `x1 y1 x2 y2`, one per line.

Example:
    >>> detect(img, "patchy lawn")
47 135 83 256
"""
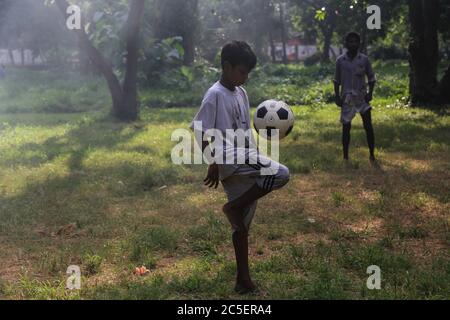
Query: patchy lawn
0 66 449 300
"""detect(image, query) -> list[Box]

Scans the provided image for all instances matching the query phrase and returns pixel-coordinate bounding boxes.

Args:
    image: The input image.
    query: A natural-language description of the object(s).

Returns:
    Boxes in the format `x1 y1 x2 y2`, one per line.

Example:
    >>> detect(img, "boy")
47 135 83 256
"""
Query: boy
334 32 377 163
190 41 290 294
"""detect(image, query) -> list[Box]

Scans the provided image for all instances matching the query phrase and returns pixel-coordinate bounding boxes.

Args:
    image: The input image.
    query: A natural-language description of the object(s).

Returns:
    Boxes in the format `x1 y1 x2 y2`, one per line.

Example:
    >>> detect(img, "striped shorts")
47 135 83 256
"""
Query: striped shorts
221 154 290 231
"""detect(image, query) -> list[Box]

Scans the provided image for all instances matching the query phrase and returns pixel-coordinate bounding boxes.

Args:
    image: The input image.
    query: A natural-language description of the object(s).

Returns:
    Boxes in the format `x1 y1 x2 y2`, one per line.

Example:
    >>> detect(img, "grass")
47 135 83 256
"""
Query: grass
0 63 449 300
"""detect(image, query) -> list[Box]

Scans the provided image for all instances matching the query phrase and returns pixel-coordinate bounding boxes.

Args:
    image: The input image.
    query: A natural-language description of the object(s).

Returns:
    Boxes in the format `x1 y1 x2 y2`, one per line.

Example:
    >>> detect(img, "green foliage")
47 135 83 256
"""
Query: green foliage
11 277 80 300
187 213 228 256
0 59 412 112
140 37 185 86
131 226 179 261
83 254 103 276
0 69 110 113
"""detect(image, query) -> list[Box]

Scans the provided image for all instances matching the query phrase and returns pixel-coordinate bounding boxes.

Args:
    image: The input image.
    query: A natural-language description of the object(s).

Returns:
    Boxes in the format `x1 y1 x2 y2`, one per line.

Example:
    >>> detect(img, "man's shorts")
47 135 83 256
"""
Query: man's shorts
221 154 290 232
341 103 372 125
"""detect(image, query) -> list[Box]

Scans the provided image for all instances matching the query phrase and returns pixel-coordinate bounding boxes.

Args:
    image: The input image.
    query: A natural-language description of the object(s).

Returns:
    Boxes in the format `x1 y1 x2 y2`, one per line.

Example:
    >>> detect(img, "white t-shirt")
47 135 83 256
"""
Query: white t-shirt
190 81 257 181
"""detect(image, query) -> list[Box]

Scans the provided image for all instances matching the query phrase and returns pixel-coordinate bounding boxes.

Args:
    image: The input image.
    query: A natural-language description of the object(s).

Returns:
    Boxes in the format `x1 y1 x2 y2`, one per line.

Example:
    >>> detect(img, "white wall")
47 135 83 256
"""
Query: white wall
0 49 43 66
269 44 345 62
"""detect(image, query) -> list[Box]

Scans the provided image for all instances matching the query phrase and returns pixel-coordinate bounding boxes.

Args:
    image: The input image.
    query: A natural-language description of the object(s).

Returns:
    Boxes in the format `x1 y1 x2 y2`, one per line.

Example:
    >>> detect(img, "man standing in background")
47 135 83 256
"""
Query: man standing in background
334 32 377 164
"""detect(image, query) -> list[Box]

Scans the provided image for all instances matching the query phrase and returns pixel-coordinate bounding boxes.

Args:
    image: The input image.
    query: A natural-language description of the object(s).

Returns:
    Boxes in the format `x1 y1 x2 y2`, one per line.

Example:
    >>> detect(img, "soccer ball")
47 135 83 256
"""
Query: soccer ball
253 100 295 140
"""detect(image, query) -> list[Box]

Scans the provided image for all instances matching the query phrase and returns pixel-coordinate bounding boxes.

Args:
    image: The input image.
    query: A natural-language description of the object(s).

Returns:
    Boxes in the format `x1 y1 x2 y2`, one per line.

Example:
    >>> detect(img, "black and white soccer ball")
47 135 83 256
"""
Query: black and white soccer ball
253 100 295 140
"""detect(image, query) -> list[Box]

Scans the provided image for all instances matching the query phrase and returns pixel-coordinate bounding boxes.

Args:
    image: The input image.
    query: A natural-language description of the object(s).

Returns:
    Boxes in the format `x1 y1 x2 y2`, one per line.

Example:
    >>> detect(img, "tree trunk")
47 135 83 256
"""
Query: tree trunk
408 0 440 105
55 0 145 121
119 0 145 121
280 3 288 64
183 0 198 66
182 32 195 66
269 31 276 63
438 63 450 103
320 9 336 63
321 29 332 63
360 27 368 54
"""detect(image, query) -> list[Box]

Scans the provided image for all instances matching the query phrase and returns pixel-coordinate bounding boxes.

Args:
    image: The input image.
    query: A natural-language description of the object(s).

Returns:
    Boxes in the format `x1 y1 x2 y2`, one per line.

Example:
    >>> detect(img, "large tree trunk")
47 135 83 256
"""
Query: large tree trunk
182 32 195 66
269 31 276 63
56 0 144 121
320 9 336 63
182 0 198 66
280 3 288 64
408 0 440 105
321 28 332 63
360 26 368 54
119 0 145 121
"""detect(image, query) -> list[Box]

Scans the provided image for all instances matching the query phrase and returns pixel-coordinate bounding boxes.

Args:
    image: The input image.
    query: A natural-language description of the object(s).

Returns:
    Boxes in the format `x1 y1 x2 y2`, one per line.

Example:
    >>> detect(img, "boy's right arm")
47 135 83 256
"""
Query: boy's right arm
191 91 220 189
199 133 219 189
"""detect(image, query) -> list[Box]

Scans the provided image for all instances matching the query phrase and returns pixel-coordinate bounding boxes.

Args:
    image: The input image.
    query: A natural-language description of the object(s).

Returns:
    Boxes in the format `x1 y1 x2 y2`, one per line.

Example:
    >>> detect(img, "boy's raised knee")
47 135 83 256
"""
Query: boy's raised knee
277 165 290 188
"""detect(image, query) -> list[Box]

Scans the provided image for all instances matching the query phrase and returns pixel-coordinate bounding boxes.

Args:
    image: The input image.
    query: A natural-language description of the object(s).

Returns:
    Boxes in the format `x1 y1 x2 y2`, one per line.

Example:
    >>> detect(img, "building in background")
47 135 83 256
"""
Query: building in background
269 39 343 62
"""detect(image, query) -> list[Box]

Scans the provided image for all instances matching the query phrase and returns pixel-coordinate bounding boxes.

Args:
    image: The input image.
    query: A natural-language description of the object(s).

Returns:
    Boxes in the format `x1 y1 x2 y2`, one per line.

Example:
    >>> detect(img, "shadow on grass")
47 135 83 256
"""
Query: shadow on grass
0 108 449 299
0 113 208 239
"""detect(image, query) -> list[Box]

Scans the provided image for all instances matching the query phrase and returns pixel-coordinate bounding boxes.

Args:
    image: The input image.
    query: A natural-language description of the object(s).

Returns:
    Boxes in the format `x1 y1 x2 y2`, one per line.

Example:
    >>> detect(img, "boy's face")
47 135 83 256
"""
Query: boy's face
223 62 250 87
345 37 360 53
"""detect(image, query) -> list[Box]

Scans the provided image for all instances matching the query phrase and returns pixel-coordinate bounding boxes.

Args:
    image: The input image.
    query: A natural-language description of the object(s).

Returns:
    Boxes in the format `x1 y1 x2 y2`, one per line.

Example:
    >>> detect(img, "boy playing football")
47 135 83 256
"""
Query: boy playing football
190 41 290 294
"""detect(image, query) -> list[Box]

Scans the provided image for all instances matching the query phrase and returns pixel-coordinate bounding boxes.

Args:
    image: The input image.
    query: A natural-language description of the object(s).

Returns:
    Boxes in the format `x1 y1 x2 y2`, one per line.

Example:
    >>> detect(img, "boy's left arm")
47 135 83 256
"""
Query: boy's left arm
365 58 377 103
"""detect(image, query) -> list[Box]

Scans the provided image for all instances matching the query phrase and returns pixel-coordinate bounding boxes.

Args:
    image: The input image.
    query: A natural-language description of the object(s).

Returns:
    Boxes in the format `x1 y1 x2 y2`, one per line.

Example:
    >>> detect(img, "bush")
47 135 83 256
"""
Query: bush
83 254 103 276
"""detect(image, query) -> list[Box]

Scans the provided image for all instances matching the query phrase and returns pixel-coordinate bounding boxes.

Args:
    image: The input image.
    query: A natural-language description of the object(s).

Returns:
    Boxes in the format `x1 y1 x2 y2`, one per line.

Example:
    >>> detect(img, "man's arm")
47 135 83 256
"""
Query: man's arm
334 82 342 107
365 58 376 103
366 81 375 103
334 59 343 107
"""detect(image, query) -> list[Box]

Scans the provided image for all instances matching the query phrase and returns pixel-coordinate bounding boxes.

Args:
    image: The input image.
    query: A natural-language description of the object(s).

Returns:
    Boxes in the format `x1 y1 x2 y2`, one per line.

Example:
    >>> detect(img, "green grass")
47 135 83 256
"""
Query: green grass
0 64 449 300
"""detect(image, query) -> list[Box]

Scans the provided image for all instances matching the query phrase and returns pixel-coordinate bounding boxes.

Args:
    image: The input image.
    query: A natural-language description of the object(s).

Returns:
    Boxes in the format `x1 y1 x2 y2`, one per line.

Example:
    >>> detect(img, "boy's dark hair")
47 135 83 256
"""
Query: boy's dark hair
345 32 361 43
221 41 257 71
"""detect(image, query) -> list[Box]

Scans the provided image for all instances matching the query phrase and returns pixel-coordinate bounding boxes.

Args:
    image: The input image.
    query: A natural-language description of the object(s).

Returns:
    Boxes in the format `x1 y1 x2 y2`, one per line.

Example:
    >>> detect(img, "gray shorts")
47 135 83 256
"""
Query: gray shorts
341 103 372 124
221 155 290 231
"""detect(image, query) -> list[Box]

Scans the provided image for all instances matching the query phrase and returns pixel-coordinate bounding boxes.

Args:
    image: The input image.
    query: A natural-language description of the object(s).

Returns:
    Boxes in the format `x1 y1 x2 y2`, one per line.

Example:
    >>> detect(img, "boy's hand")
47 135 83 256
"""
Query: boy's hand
335 96 343 108
365 92 373 103
204 163 219 189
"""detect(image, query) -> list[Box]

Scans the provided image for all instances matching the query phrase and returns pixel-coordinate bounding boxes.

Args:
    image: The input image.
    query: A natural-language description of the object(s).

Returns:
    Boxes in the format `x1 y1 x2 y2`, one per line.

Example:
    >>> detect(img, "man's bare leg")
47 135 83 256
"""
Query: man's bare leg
223 184 271 293
361 109 376 162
